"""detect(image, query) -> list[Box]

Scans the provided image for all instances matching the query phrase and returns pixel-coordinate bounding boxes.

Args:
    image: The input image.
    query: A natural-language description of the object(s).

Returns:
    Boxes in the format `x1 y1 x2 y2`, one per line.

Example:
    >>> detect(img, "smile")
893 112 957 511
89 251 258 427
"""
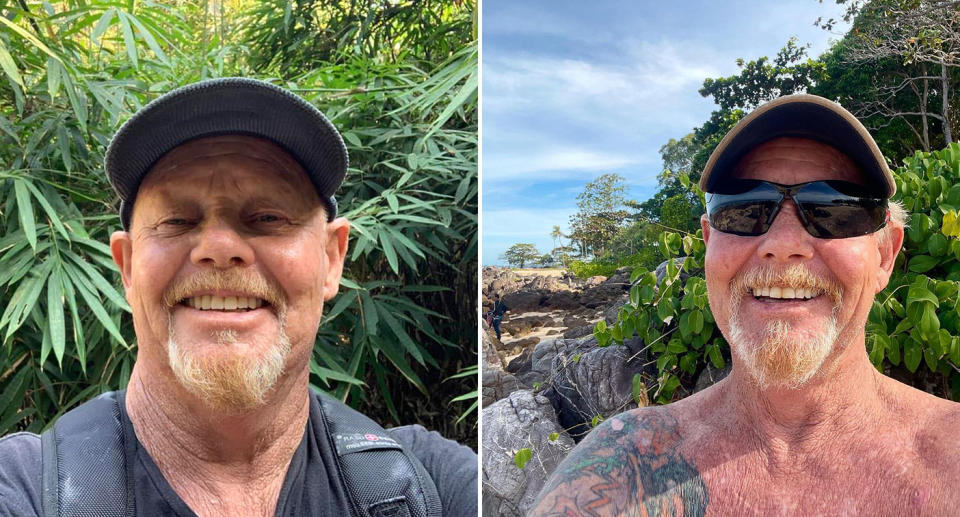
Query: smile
748 286 820 300
178 295 269 312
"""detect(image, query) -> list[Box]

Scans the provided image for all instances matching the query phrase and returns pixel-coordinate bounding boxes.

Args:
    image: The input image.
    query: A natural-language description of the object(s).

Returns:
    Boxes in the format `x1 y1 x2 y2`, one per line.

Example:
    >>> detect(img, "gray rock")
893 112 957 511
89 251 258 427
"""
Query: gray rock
506 348 533 374
550 338 652 440
562 314 589 328
482 366 525 406
481 390 575 517
603 294 629 324
562 325 594 339
482 321 504 368
694 362 732 392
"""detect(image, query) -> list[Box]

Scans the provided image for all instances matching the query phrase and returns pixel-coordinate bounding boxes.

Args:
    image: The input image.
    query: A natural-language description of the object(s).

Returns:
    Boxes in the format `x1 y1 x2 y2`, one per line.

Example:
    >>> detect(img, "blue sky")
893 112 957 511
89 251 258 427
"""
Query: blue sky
481 0 850 266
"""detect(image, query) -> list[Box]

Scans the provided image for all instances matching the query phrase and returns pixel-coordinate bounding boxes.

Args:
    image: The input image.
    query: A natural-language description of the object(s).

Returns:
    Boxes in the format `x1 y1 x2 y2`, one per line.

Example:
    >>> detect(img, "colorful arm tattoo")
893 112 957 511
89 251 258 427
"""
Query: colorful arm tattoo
529 410 708 517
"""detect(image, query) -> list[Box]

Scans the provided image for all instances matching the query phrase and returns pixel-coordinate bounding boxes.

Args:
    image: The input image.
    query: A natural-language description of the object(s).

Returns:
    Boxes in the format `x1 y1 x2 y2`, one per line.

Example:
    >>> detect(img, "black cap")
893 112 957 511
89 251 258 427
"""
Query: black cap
699 94 894 197
105 77 348 230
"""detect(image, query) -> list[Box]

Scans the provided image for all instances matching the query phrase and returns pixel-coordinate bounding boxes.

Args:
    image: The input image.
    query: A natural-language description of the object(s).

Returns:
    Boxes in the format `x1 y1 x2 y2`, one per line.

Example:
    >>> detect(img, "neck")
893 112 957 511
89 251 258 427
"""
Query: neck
125 359 309 514
718 331 889 473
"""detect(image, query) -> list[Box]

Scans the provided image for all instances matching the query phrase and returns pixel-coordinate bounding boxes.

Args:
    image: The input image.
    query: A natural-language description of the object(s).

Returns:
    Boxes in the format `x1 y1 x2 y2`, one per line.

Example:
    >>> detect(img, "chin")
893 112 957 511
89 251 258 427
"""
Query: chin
166 325 292 413
730 317 840 390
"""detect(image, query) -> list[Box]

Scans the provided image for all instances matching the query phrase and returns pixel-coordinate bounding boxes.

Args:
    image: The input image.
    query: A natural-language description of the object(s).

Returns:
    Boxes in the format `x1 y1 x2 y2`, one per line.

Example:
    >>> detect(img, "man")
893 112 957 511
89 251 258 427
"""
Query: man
488 294 509 340
0 78 476 516
530 94 960 516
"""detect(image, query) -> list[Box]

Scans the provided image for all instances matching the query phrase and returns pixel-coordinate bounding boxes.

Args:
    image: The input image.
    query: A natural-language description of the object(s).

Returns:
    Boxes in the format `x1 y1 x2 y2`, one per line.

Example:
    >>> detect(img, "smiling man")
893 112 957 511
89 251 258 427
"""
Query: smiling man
530 95 960 516
0 78 476 517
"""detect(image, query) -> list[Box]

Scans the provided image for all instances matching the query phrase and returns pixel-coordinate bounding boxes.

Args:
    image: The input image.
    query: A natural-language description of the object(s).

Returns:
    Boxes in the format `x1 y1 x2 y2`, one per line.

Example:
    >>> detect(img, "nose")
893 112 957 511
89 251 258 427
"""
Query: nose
755 200 815 261
189 217 255 268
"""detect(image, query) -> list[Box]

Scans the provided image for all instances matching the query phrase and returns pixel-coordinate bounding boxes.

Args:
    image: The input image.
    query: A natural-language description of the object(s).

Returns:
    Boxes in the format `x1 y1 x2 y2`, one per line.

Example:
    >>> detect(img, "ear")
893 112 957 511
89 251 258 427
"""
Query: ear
110 231 133 290
700 214 712 245
875 223 904 292
322 217 351 301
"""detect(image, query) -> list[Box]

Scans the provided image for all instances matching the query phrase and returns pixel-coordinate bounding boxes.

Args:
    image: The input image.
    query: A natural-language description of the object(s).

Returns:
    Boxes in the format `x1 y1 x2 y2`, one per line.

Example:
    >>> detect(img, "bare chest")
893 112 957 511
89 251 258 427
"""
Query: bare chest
697 451 956 516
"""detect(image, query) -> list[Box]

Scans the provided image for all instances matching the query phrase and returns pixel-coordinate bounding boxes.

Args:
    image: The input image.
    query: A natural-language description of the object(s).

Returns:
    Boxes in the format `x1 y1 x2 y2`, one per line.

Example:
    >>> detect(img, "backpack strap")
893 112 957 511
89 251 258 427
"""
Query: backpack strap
315 391 442 517
40 390 135 517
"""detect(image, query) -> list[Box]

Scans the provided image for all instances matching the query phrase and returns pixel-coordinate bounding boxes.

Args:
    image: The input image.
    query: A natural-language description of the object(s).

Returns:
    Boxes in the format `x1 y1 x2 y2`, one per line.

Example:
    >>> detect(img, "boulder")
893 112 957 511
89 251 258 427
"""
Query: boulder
551 336 652 440
481 390 575 517
505 336 540 351
502 290 544 312
604 294 629 325
562 325 594 339
562 314 589 328
482 366 525 406
501 319 534 338
506 347 533 374
541 290 580 310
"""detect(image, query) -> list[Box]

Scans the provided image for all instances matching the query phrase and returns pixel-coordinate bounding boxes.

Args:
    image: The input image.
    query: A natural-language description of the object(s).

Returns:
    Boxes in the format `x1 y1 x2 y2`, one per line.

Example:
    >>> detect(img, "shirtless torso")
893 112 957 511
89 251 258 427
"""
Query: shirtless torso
530 370 960 516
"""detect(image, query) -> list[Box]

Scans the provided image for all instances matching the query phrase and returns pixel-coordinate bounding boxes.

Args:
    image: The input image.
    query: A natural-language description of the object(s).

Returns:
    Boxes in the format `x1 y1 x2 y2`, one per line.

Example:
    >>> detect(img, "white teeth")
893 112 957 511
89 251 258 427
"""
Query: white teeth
184 295 265 310
751 286 819 300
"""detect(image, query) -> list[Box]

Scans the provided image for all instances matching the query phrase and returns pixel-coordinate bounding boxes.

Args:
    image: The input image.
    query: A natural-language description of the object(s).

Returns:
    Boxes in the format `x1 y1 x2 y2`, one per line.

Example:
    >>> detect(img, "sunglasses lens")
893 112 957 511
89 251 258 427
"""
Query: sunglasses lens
795 181 887 238
707 182 782 236
706 180 887 238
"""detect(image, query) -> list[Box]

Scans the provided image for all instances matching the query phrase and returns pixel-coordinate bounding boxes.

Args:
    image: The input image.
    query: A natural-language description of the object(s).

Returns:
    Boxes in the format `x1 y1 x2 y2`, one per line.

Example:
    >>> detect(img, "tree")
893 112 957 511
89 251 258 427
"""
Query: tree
569 173 630 258
820 0 960 148
550 225 564 252
535 253 555 268
551 245 577 268
501 243 541 268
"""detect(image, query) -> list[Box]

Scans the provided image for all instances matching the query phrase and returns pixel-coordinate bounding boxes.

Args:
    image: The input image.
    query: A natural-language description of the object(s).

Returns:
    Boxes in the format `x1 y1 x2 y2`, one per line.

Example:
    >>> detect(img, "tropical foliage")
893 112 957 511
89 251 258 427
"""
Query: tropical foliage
0 0 477 445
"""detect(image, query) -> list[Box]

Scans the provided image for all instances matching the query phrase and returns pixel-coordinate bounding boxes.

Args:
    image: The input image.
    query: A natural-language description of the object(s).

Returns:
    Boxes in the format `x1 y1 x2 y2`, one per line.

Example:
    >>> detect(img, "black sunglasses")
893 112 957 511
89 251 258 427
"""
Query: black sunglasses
706 180 889 239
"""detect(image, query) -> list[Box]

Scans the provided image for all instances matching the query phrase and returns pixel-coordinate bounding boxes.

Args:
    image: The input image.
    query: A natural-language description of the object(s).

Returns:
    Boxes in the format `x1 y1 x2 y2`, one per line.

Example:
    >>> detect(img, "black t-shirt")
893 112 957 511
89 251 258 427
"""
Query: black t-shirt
0 395 476 516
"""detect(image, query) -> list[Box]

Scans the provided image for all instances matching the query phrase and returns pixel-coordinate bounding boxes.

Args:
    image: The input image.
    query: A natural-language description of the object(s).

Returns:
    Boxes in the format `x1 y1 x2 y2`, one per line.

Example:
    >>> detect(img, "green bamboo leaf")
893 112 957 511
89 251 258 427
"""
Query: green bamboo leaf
359 290 380 334
309 359 364 386
13 179 37 252
117 12 139 68
17 175 68 244
47 267 66 366
323 290 357 323
0 18 63 63
125 12 168 63
376 304 425 365
0 39 24 88
370 336 426 393
378 230 399 274
91 7 116 42
68 269 126 347
63 250 129 312
1 266 48 342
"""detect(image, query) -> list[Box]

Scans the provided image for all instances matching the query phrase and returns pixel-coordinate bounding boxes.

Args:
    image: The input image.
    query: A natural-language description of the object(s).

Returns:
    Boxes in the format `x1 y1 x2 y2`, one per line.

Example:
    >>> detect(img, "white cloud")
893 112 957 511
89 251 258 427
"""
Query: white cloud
482 146 638 180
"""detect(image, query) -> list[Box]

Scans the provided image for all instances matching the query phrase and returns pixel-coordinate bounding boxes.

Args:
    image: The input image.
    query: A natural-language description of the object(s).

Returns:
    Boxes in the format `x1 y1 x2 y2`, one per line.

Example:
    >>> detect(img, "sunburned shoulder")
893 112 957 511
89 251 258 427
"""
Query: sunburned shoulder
529 405 709 517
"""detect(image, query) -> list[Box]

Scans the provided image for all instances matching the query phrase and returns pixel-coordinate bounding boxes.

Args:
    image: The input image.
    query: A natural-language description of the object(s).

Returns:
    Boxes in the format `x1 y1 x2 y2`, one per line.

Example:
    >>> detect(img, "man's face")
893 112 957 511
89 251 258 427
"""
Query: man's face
702 137 900 388
110 135 349 411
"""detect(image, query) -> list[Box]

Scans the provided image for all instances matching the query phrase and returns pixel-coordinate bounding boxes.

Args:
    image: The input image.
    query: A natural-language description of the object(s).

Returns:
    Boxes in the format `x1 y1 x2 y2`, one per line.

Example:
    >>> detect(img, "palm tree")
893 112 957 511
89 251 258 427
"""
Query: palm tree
550 225 563 253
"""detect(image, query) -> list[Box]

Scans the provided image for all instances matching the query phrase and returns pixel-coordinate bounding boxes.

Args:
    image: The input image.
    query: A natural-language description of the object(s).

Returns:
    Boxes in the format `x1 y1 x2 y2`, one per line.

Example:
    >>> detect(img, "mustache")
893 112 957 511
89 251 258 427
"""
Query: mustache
730 264 844 307
162 269 286 311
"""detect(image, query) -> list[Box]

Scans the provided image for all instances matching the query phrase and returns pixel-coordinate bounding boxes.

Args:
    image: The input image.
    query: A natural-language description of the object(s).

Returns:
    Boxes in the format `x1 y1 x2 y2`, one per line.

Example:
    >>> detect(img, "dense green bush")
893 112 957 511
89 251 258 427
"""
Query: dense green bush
602 144 960 404
0 0 476 444
568 260 620 279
